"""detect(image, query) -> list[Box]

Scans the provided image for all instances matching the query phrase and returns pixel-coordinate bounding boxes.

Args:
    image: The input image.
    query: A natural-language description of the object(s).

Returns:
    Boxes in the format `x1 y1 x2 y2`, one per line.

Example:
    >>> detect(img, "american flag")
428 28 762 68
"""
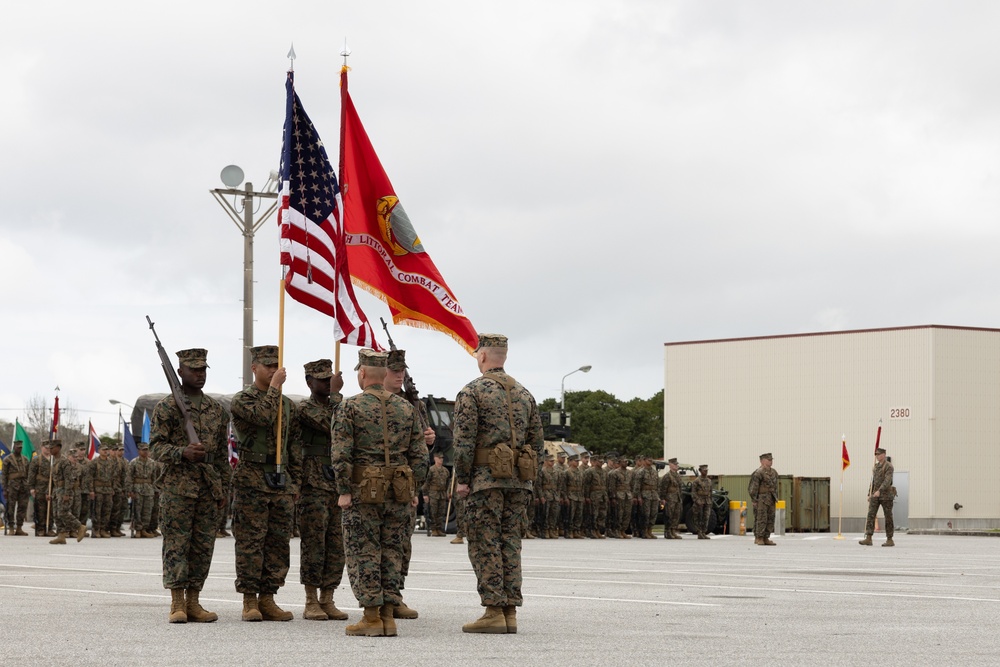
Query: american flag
278 70 380 349
227 422 239 469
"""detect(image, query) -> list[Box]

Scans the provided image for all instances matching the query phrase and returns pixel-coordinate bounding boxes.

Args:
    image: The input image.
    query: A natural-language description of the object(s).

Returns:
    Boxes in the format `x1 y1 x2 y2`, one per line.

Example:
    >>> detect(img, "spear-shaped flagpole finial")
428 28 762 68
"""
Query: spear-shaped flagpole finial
340 38 351 67
287 43 296 70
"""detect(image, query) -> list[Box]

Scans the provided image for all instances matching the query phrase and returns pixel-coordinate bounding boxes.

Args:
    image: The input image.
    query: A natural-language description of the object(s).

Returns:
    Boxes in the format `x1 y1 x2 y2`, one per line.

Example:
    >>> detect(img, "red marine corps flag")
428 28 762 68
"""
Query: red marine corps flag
278 69 380 349
339 67 478 353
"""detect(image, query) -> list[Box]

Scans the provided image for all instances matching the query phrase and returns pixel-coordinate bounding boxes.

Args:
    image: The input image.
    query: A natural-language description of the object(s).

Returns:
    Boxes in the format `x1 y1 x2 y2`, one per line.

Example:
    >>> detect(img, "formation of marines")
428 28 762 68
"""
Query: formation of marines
1 336 902 635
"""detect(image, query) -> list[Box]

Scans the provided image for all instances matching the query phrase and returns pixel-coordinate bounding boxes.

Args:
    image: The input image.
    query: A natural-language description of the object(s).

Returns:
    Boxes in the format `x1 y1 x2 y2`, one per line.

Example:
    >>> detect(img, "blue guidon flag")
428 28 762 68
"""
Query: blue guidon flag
277 70 380 350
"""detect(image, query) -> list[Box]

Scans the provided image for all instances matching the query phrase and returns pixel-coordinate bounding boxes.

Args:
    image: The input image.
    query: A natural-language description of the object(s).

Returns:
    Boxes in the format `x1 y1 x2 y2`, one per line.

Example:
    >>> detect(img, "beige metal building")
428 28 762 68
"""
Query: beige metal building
664 325 1000 532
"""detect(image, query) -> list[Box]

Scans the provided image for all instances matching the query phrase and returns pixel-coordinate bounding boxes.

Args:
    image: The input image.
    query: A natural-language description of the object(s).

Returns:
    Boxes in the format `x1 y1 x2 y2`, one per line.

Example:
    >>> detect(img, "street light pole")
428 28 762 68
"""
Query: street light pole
211 169 279 388
108 399 133 444
560 365 592 441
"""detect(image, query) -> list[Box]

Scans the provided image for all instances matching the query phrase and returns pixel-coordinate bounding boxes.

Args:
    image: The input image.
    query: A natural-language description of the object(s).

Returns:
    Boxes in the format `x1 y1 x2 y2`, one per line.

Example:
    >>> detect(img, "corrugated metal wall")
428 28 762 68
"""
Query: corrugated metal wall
664 326 1000 529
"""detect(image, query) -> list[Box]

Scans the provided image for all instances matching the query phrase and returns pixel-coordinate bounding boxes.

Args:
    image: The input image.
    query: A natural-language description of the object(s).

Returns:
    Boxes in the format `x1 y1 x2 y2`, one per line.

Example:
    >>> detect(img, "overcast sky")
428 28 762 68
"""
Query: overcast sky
3 1 1000 437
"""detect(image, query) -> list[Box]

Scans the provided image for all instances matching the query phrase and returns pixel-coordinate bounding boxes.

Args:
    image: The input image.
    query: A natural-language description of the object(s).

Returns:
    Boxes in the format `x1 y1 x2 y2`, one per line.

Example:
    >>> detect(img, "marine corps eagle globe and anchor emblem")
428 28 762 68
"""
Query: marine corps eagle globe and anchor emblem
376 196 425 256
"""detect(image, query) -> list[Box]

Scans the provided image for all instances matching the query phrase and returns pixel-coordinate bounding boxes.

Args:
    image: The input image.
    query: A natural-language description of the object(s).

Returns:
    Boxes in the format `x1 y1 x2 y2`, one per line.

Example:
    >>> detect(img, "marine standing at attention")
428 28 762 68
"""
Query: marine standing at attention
454 333 544 634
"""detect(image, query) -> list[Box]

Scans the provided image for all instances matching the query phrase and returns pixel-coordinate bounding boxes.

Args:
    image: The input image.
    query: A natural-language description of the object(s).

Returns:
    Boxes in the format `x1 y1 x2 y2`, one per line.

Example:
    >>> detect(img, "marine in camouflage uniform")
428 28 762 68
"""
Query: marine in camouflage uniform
46 441 87 544
537 454 560 538
631 455 659 538
128 443 158 537
231 344 302 623
860 448 895 547
295 358 348 622
332 349 428 637
658 457 683 539
74 444 93 532
565 456 585 538
150 347 231 623
422 453 450 536
554 453 569 537
2 440 31 535
90 446 116 538
748 452 779 546
583 454 608 538
27 443 54 536
109 444 127 537
690 464 713 539
454 333 544 634
604 456 623 538
384 349 436 620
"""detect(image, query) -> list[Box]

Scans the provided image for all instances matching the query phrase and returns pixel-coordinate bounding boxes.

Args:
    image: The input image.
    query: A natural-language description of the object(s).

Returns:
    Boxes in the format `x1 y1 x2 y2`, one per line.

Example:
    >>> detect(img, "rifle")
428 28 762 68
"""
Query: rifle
146 316 201 449
380 317 419 403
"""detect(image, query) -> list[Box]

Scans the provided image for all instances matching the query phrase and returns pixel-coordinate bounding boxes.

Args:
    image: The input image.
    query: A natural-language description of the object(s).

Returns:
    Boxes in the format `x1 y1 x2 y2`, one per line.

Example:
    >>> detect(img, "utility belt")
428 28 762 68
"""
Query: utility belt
8 472 26 480
642 483 657 491
94 482 113 492
301 444 331 461
238 451 276 465
472 445 538 482
350 464 415 504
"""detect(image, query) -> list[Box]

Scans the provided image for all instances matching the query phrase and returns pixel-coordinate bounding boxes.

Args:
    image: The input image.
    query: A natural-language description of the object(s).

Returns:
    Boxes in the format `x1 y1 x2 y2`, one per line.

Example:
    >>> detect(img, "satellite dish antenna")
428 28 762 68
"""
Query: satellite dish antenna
220 164 245 188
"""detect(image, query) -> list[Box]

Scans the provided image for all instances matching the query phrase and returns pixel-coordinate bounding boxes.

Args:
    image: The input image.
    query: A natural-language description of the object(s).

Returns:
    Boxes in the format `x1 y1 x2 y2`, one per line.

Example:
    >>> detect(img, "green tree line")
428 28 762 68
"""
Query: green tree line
538 389 663 459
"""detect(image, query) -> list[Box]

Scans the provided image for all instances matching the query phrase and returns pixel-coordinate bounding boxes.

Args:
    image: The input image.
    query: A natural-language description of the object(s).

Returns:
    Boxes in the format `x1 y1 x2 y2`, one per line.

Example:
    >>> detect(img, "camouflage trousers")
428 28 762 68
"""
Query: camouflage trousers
542 495 560 532
427 493 448 533
111 492 126 530
298 487 345 590
454 494 467 538
588 492 608 533
638 497 658 532
401 504 416 579
664 496 682 534
32 492 52 532
77 493 90 527
160 489 220 590
4 482 29 527
232 490 294 594
133 494 154 532
466 488 530 607
615 498 631 533
753 499 775 538
150 492 160 531
342 500 410 608
54 494 82 534
93 493 113 532
567 499 583 532
218 482 233 531
692 500 711 535
865 494 894 539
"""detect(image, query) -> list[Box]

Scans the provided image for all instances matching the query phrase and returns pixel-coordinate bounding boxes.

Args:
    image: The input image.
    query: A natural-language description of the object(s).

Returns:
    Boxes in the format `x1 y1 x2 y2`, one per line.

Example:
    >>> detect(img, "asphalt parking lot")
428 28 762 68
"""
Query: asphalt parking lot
1 531 997 666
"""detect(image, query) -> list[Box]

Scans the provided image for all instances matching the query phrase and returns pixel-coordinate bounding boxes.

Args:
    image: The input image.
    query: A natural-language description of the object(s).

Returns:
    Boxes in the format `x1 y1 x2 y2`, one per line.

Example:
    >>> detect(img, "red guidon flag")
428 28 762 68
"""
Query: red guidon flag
339 67 478 353
278 70 380 350
842 438 850 471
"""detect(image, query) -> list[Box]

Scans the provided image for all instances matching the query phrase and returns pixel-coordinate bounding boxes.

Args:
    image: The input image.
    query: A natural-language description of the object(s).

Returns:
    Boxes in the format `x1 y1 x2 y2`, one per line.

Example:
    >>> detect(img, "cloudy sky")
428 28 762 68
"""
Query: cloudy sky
3 1 999 437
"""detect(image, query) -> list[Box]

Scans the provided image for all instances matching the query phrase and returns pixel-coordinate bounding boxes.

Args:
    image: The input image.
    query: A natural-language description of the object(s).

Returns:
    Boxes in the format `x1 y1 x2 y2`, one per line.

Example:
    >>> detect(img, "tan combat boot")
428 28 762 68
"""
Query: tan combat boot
303 585 328 620
673 531 683 540
169 588 188 623
450 535 464 544
462 606 508 634
319 588 348 620
394 601 418 619
258 593 293 621
75 525 87 542
503 605 517 634
379 604 398 636
100 530 112 538
764 539 777 546
185 589 218 622
754 537 765 545
346 606 384 636
242 593 263 622
882 537 895 547
15 526 28 536
858 535 873 546
49 533 67 545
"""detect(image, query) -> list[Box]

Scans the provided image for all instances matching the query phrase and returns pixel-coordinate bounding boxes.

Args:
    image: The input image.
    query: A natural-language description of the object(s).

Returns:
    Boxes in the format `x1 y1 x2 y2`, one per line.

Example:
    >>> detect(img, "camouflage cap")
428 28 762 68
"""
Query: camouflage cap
176 348 209 369
304 358 333 379
354 349 388 371
569 454 580 461
874 447 886 455
48 439 62 448
138 442 150 450
667 457 678 464
760 452 773 460
581 451 591 459
699 464 709 470
250 345 279 365
387 349 408 371
544 453 554 461
476 333 508 350
556 451 567 459
12 439 22 446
